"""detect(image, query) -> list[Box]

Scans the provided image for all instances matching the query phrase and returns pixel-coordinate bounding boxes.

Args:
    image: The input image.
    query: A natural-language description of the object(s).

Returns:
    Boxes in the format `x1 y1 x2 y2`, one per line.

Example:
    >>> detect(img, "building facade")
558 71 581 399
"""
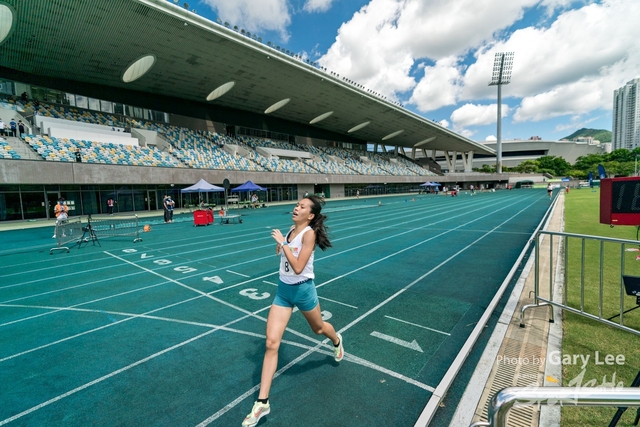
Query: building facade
612 78 640 150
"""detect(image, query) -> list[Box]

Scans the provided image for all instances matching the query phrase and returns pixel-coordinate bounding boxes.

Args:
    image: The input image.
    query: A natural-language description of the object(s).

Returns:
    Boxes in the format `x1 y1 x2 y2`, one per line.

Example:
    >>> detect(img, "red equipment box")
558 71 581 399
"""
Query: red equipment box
600 177 640 226
193 209 214 226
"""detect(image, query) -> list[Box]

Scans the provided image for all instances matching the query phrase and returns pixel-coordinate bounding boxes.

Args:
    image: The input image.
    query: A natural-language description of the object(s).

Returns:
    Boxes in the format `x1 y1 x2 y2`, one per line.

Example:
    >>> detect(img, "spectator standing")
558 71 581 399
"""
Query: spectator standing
9 119 16 137
0 119 5 137
18 120 25 137
52 199 69 238
163 195 170 223
167 196 175 222
106 198 115 215
164 195 175 223
251 193 259 208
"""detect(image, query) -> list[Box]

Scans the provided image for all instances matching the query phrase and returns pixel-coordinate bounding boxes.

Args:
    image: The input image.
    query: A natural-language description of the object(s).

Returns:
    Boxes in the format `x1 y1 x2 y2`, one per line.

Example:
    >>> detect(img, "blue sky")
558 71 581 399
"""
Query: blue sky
189 0 639 143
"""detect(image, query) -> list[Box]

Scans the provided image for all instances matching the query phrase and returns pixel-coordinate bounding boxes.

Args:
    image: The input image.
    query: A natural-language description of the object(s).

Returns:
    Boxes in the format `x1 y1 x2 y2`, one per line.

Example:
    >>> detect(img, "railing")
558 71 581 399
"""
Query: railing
469 387 640 427
520 230 640 336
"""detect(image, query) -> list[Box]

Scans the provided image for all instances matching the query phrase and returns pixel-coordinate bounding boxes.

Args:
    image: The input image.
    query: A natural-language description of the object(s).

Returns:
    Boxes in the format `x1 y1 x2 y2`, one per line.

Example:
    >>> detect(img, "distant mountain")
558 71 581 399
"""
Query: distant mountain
562 128 611 143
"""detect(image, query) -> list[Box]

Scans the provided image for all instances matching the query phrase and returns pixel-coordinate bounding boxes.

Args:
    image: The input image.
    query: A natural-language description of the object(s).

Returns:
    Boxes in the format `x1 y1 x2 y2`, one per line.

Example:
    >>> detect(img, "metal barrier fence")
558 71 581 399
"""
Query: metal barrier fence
469 387 640 427
520 230 640 336
88 214 142 243
50 217 83 254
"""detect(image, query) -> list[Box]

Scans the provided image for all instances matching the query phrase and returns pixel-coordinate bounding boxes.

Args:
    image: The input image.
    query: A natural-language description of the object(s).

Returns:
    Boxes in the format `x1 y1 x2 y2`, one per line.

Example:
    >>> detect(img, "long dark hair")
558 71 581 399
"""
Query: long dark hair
305 195 332 251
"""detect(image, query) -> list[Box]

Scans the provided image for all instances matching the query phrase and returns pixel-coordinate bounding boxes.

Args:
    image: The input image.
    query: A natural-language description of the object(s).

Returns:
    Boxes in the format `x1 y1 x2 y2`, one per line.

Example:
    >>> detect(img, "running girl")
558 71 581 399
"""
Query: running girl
242 195 343 427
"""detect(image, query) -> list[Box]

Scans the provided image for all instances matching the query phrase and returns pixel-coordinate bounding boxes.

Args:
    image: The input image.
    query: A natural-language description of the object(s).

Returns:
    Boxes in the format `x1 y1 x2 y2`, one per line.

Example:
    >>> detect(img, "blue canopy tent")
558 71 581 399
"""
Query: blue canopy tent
419 181 440 193
231 180 267 192
231 180 269 205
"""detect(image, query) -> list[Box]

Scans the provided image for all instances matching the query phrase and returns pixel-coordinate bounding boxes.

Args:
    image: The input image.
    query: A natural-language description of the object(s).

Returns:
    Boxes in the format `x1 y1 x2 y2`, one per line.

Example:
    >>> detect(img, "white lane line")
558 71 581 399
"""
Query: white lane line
385 315 451 336
226 270 250 277
318 296 358 309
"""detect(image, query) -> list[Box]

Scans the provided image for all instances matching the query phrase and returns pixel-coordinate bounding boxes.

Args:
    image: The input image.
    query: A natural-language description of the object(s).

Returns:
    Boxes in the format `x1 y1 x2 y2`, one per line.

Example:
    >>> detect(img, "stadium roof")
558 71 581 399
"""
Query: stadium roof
0 0 493 156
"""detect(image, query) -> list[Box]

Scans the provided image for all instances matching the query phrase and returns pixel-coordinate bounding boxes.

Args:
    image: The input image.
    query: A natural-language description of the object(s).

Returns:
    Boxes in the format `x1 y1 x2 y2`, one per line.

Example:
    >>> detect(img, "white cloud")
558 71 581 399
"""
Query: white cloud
439 119 450 128
409 57 462 111
513 78 607 122
486 135 497 141
318 0 416 98
200 0 291 41
450 103 510 129
318 0 538 101
462 0 640 121
554 115 602 132
303 0 334 13
459 128 476 139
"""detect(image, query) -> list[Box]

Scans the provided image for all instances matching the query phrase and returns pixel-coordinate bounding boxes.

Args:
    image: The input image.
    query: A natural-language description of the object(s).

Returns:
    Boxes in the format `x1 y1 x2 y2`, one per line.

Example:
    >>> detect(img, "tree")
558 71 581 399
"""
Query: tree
536 156 557 172
552 157 571 176
514 160 538 173
565 169 588 179
607 149 634 163
574 153 604 170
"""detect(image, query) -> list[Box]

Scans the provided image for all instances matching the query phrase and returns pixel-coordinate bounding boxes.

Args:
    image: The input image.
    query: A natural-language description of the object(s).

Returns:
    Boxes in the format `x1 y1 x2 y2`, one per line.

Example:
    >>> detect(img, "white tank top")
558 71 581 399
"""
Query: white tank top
279 226 314 284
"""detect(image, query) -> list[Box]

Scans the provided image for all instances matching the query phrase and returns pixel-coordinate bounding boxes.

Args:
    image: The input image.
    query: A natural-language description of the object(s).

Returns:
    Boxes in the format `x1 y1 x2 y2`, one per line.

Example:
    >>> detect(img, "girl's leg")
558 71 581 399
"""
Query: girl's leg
258 304 293 399
301 304 339 345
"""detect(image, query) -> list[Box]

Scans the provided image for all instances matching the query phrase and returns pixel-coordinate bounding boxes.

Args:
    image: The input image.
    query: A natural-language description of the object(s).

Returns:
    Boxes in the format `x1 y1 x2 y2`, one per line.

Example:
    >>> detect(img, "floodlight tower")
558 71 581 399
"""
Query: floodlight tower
489 52 514 173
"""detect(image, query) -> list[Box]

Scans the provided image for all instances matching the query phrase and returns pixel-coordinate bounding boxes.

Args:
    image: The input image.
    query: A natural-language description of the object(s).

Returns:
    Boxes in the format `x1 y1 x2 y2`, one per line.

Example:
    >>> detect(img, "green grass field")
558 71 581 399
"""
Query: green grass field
562 189 640 426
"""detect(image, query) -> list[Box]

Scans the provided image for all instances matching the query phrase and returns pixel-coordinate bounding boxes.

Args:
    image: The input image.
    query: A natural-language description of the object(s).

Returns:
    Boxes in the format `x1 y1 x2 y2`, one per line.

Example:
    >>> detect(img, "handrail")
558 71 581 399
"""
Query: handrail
520 229 640 336
480 387 640 427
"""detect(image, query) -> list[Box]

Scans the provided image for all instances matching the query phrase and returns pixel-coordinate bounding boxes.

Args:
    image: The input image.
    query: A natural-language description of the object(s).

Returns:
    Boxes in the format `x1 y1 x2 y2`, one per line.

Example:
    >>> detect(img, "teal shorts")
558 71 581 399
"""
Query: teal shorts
273 278 318 312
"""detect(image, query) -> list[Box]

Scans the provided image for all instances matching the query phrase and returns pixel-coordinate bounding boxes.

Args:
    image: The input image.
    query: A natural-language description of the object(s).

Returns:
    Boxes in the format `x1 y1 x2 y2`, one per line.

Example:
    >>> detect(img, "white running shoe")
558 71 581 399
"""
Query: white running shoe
334 333 344 362
242 401 270 427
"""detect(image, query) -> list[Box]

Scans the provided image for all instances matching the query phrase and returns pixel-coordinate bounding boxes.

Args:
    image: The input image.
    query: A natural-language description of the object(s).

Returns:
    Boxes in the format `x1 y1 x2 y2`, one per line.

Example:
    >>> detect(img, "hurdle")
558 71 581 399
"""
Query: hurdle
50 217 83 254
87 214 143 243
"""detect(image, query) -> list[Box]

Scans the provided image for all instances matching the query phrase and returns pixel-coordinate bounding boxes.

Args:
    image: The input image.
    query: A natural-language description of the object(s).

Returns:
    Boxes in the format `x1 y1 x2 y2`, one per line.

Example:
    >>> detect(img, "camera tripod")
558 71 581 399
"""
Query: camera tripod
78 215 101 248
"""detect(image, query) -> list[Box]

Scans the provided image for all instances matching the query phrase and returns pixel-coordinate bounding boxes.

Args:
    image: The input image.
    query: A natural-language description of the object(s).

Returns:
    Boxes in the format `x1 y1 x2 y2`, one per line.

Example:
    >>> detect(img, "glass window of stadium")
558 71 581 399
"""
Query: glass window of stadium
0 79 14 96
0 192 22 221
30 86 67 104
269 185 297 202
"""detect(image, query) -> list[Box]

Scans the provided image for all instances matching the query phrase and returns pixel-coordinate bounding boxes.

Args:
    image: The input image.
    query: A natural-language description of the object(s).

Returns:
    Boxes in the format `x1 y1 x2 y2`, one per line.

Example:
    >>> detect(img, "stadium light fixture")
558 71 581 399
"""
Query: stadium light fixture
414 136 436 147
264 98 290 114
382 129 404 141
310 111 334 124
488 51 514 173
122 55 156 83
348 121 371 133
206 81 235 101
0 4 14 45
